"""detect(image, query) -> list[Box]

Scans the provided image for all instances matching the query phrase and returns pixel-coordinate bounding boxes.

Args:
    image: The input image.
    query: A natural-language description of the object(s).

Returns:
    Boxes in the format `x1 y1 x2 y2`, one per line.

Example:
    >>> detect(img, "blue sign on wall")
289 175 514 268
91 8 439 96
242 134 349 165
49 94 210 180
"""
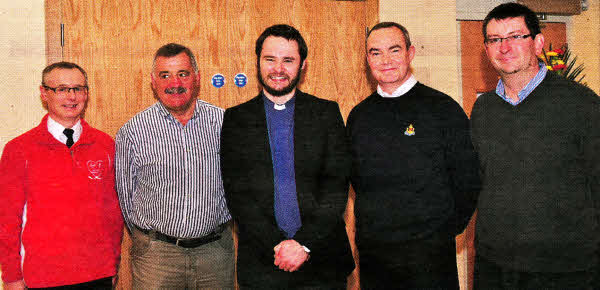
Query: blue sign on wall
211 74 225 88
234 73 248 88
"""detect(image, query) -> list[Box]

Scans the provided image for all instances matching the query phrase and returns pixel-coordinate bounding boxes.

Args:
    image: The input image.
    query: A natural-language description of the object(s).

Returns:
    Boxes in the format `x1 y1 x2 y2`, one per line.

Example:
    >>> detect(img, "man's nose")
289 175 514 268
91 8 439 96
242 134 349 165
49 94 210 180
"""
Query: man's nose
273 61 285 73
169 76 183 86
499 39 511 53
66 89 78 99
381 52 392 64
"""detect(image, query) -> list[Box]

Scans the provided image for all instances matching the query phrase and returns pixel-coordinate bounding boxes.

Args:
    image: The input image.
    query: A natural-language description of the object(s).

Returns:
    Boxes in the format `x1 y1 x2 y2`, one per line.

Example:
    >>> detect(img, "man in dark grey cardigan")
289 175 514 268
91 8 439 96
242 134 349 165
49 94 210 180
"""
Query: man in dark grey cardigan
471 3 599 289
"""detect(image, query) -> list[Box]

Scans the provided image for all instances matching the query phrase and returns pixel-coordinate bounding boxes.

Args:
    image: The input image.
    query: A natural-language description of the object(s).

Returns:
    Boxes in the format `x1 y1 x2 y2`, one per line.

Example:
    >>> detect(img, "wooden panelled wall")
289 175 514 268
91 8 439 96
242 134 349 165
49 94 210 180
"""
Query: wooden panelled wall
46 0 378 133
518 0 582 15
46 0 378 289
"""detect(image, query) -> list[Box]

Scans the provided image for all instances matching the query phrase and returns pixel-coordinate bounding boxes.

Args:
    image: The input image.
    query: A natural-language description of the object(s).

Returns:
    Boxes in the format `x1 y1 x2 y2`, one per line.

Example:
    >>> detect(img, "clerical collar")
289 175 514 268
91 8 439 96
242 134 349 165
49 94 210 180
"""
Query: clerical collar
47 116 83 145
377 74 417 98
263 93 296 111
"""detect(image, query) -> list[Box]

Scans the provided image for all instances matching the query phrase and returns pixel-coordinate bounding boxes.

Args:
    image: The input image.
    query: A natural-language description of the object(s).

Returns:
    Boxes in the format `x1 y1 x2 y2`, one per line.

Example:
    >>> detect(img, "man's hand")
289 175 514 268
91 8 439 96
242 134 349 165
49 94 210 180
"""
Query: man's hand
273 239 309 272
3 280 26 290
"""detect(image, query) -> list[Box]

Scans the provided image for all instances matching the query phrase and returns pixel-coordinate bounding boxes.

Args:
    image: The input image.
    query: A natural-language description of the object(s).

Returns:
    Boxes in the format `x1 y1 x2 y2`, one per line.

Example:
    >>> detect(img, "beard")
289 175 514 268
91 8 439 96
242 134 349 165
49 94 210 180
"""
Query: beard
257 65 302 97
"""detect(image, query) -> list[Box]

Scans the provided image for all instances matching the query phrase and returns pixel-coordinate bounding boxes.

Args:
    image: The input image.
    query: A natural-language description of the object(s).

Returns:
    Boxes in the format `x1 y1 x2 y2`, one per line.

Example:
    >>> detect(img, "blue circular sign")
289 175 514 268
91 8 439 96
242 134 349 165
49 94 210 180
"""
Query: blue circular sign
234 73 248 88
211 74 225 88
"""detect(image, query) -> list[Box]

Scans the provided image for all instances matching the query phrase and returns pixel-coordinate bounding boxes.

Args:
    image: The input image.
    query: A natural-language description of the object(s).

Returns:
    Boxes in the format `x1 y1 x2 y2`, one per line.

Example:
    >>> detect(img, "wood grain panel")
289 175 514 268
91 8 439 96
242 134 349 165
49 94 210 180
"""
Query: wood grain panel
57 0 378 136
50 0 377 289
45 0 62 65
460 20 498 117
518 0 582 15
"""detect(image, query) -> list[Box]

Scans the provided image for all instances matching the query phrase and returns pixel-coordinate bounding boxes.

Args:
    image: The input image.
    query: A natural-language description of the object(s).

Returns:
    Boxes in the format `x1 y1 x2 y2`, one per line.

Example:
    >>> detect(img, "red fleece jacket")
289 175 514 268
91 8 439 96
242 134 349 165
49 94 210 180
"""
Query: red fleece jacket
0 115 123 288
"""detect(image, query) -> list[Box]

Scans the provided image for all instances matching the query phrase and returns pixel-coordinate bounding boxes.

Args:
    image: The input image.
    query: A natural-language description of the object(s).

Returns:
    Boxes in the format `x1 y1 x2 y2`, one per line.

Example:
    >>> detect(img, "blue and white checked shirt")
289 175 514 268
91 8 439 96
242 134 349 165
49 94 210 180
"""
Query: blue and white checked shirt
495 62 548 106
115 99 231 239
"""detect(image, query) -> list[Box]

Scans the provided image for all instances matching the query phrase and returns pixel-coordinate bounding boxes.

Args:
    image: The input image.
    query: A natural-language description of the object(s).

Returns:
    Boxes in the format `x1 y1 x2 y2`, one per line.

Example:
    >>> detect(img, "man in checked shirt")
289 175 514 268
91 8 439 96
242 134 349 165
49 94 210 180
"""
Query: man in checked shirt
115 43 233 289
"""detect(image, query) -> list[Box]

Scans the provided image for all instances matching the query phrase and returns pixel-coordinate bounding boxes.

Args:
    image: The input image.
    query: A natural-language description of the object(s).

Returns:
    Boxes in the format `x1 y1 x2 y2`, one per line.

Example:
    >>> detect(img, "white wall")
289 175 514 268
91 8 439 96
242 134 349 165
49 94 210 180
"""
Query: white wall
0 1 45 287
457 0 508 20
0 0 46 154
570 0 600 94
380 0 462 104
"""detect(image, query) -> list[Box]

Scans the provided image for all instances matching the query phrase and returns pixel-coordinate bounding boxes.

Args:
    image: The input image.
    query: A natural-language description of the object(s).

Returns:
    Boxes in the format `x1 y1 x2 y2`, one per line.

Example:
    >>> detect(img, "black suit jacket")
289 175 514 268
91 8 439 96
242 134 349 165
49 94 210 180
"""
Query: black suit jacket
220 90 354 288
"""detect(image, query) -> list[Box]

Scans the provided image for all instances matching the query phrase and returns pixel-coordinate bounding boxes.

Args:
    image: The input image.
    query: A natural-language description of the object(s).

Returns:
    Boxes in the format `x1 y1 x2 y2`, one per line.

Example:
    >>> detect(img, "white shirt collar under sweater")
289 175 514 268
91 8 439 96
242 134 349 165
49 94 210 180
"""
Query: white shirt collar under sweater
377 74 417 98
47 116 83 145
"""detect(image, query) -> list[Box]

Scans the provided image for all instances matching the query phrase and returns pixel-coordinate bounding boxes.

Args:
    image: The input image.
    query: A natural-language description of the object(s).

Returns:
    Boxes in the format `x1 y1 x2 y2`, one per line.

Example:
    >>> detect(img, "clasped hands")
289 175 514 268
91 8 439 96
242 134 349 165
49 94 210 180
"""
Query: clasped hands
273 239 309 272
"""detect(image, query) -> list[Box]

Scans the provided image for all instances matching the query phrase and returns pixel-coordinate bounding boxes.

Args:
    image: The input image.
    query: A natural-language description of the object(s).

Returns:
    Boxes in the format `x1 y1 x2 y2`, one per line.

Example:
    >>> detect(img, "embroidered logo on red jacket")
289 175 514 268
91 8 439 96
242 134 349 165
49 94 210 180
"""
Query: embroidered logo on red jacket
87 160 104 180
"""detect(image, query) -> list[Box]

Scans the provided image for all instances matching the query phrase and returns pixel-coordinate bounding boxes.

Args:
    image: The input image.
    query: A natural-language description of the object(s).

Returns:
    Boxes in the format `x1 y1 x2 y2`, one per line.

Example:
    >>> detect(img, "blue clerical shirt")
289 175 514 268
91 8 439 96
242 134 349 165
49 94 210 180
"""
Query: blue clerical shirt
264 94 302 238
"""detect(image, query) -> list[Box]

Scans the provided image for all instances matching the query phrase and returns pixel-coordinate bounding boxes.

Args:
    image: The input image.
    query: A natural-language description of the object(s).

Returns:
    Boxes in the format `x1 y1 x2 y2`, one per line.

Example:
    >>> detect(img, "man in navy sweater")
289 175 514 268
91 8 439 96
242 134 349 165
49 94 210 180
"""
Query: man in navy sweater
471 3 599 289
347 22 481 289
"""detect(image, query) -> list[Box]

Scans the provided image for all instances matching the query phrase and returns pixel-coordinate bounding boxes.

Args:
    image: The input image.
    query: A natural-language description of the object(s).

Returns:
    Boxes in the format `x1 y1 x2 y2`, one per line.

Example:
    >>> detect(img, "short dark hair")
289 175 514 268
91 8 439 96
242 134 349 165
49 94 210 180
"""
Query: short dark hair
42 61 88 86
483 3 541 40
255 24 308 63
367 22 412 48
153 43 198 73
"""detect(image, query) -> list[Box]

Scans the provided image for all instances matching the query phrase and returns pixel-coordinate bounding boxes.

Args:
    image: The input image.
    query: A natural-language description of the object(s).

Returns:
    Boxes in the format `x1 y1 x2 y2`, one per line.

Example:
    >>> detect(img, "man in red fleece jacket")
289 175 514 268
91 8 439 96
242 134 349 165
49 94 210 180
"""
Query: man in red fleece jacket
0 62 123 289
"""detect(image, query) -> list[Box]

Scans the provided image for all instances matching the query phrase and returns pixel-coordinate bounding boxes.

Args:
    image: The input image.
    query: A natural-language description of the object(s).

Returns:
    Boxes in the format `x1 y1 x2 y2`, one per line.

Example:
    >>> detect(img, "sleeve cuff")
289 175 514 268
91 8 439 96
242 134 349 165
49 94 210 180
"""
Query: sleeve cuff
1 267 24 284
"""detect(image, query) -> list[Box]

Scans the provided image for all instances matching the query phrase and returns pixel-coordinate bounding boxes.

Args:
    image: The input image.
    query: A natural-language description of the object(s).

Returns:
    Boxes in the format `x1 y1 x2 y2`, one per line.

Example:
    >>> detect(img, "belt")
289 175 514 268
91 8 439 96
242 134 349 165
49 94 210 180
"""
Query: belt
135 225 224 248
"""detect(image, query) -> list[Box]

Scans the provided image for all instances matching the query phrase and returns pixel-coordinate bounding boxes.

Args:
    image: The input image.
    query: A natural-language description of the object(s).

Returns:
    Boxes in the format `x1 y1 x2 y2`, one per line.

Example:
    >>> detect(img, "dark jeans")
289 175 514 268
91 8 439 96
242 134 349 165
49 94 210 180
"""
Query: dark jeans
28 277 112 290
474 254 598 290
359 232 459 290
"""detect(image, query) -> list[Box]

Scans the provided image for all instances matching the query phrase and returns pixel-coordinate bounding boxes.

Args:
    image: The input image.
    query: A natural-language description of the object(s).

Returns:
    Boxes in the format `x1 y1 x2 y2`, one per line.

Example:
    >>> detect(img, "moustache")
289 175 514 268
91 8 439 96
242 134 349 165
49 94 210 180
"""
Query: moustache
164 87 187 94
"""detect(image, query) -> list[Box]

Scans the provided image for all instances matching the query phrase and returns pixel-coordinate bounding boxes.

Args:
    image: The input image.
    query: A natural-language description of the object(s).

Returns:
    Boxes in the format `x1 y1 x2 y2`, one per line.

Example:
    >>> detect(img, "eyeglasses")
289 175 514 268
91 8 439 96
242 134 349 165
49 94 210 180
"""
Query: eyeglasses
484 34 532 46
43 85 88 95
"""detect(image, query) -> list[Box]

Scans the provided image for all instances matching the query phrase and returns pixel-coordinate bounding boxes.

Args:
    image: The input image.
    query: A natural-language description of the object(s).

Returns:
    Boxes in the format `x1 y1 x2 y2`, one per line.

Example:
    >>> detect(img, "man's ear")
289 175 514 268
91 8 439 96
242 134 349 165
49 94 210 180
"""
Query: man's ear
40 85 48 102
407 45 416 64
533 33 545 56
150 73 157 90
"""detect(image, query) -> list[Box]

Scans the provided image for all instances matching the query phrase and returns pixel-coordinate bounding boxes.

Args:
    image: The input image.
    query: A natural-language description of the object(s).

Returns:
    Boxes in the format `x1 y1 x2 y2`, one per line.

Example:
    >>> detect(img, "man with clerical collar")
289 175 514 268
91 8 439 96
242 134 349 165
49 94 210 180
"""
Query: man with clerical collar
0 62 123 289
471 3 599 289
347 22 481 289
220 24 354 288
115 43 234 289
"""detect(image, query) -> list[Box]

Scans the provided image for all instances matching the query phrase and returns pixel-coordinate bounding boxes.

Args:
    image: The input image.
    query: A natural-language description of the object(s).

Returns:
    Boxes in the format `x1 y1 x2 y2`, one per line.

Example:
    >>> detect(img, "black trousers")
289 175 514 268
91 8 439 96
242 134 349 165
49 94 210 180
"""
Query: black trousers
474 254 598 290
359 232 459 290
28 277 112 290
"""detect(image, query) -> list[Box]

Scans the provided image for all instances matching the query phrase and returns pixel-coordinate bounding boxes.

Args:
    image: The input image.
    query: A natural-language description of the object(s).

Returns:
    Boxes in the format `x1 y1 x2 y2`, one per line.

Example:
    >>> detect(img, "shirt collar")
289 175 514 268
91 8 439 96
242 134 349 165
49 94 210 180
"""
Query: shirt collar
263 92 296 112
47 116 82 145
156 99 200 123
377 74 417 98
495 62 548 106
